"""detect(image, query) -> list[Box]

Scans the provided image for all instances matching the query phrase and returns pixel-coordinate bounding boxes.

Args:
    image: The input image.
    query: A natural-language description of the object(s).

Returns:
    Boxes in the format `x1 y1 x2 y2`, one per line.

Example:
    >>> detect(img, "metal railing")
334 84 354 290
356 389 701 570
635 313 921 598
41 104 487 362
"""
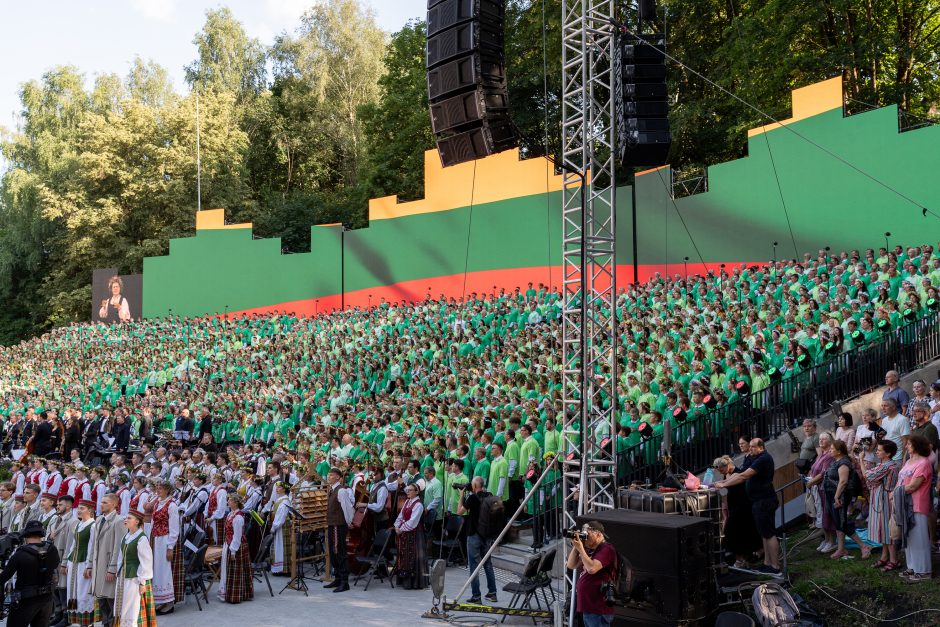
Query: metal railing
617 309 940 485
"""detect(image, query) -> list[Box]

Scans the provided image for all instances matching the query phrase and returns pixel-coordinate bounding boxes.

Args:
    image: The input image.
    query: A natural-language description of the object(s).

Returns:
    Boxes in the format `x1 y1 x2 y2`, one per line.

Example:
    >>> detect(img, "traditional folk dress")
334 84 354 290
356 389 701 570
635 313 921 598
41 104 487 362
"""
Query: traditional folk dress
150 496 184 605
218 509 254 603
268 495 292 574
204 485 228 545
393 496 429 589
114 529 157 627
66 518 97 627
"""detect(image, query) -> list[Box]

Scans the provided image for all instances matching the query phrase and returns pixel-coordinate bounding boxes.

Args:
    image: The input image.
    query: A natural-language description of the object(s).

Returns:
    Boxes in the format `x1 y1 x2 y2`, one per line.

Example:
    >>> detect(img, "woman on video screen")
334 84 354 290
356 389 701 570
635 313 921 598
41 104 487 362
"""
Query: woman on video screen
99 275 132 323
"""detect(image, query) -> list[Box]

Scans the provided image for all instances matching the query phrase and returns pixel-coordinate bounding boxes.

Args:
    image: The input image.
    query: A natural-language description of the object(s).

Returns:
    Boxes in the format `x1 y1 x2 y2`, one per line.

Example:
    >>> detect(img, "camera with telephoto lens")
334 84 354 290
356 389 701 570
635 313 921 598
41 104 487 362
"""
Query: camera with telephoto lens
0 531 22 564
563 527 588 540
452 482 469 491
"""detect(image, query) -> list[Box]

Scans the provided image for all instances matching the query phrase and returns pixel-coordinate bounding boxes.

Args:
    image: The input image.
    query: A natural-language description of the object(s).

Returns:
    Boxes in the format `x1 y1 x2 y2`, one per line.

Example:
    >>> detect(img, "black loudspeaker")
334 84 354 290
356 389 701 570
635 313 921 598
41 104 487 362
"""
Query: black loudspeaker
638 0 657 23
616 33 671 167
434 120 517 168
427 0 518 167
577 509 716 625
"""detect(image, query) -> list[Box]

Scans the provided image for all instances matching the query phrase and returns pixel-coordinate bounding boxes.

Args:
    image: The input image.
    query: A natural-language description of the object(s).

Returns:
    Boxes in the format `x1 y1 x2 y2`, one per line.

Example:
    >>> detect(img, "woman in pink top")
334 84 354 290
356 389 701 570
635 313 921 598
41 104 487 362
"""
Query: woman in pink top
898 435 934 582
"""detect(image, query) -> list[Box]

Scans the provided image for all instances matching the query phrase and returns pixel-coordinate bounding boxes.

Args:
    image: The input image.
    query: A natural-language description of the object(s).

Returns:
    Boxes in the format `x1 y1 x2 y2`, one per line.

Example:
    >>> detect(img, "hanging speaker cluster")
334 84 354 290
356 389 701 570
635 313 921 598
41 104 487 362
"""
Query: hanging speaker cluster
427 0 518 167
616 31 672 167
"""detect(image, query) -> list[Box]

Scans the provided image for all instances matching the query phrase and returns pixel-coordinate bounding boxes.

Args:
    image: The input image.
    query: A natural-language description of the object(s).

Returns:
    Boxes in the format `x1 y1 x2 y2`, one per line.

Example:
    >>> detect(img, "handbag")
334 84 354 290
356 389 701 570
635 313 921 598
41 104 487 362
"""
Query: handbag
888 515 902 541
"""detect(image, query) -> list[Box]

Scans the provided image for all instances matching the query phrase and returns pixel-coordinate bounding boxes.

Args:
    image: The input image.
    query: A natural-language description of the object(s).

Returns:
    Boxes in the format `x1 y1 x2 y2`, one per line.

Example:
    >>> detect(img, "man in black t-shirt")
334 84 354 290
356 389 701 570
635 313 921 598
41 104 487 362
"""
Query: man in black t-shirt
457 477 498 604
715 438 781 576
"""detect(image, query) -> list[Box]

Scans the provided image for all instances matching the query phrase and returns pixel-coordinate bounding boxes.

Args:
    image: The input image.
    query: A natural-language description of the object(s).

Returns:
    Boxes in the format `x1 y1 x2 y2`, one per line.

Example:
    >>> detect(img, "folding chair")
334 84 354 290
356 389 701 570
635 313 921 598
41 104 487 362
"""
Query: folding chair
251 533 276 597
501 553 544 624
353 528 396 591
183 544 210 611
532 548 557 607
431 515 466 565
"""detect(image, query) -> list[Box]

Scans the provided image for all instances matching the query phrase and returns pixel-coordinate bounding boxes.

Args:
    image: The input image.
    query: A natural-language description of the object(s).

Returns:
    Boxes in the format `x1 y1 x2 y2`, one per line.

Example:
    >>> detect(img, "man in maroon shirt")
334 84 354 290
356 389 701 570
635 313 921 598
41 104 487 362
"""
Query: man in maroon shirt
566 521 616 627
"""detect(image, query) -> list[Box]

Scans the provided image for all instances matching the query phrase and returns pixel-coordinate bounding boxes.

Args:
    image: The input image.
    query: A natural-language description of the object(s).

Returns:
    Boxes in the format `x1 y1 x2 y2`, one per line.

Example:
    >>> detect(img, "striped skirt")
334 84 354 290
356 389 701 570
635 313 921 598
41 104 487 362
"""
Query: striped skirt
219 540 254 603
114 578 158 627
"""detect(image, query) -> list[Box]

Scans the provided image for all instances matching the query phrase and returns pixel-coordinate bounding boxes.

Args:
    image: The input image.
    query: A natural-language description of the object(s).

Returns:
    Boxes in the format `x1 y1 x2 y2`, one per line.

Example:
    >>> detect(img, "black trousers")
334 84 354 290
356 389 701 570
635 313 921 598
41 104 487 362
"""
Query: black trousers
7 595 54 627
329 524 349 583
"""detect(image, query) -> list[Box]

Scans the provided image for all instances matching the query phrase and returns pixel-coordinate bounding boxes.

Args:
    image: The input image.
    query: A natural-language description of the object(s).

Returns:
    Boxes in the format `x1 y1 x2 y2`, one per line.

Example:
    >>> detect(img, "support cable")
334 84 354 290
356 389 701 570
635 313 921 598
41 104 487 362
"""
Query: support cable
620 25 940 222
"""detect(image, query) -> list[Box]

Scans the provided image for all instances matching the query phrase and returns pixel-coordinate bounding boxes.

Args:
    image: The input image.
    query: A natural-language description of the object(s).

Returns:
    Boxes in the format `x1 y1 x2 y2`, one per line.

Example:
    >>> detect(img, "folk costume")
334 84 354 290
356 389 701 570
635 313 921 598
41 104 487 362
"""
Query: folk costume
204 482 228 545
65 516 97 627
150 495 184 606
393 495 428 590
90 508 125 627
218 508 254 603
114 527 157 627
268 493 292 574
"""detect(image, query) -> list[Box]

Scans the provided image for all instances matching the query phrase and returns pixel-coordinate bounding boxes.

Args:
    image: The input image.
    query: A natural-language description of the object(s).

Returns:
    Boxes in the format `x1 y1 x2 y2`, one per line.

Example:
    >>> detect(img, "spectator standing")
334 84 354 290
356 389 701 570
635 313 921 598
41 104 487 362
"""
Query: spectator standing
898 435 934 583
714 439 781 576
928 383 940 429
713 455 761 567
799 420 820 463
858 440 900 571
907 380 930 423
834 412 856 453
882 370 910 417
805 433 836 552
910 402 940 453
881 399 911 461
823 440 871 560
566 521 616 627
855 409 882 465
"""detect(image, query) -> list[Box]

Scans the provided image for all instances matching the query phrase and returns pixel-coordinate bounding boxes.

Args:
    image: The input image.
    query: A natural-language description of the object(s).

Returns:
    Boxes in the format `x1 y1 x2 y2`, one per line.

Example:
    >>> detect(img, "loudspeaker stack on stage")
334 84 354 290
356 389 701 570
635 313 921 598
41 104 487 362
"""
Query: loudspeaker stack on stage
577 508 718 626
426 0 519 167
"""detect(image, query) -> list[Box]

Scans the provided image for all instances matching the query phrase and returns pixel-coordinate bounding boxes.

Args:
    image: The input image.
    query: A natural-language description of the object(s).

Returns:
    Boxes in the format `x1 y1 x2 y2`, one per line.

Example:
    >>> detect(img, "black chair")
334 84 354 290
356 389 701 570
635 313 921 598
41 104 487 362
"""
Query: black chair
532 548 557 608
251 533 276 597
182 544 210 610
432 515 466 565
352 528 396 591
501 553 544 624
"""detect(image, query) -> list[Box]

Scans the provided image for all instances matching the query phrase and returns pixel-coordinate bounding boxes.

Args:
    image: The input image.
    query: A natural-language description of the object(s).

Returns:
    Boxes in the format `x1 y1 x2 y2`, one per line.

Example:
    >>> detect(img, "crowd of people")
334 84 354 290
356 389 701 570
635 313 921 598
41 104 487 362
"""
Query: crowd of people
711 372 940 582
0 241 935 624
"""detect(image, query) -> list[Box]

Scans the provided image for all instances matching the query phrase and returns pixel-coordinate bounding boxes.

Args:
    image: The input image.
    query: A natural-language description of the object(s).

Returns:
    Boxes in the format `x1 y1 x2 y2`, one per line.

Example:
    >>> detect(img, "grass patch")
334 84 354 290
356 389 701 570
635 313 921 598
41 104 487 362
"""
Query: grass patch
785 526 940 626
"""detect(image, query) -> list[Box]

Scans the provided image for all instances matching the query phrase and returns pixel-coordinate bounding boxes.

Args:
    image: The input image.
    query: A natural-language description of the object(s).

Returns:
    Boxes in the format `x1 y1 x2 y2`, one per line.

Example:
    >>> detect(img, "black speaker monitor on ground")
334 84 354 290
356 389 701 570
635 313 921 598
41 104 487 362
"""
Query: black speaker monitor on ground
576 509 716 624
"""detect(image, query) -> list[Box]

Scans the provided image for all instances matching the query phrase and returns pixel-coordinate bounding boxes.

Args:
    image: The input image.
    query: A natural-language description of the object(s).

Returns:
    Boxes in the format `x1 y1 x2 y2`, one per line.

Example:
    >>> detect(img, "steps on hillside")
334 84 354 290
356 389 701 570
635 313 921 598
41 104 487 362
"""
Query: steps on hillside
491 529 566 581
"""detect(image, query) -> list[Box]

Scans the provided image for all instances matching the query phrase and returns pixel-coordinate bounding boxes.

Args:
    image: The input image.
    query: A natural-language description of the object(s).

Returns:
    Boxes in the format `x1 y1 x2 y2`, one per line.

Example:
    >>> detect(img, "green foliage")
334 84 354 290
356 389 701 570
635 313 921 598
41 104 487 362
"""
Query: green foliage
0 0 938 344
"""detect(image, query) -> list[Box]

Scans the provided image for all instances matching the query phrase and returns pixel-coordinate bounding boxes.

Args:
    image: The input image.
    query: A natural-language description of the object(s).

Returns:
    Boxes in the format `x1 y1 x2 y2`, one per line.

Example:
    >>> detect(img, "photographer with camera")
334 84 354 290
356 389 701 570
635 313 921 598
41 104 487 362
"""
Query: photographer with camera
565 521 616 627
0 520 61 626
456 477 499 605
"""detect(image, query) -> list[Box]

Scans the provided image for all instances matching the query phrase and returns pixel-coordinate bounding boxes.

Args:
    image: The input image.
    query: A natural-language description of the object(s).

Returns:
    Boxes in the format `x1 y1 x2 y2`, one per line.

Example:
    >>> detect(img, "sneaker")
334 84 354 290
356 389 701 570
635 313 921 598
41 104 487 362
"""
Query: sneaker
816 541 831 552
819 542 836 553
466 597 482 605
485 592 498 602
899 569 914 578
756 565 782 577
903 573 931 584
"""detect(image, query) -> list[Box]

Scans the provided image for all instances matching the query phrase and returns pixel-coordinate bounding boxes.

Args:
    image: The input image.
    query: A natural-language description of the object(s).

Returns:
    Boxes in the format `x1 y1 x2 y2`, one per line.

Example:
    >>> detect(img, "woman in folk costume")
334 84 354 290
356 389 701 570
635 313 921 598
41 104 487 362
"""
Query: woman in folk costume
65 500 97 627
114 510 157 627
204 472 228 545
150 479 184 615
267 481 293 575
129 476 154 535
392 482 429 590
218 494 254 603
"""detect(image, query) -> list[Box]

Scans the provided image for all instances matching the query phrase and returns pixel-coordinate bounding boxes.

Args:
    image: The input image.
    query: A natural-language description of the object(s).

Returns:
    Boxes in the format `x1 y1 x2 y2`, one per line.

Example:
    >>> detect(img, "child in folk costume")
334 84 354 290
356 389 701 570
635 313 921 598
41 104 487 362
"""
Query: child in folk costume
267 481 293 575
150 479 183 615
218 495 254 603
204 473 228 545
89 466 107 516
65 500 97 627
114 510 157 627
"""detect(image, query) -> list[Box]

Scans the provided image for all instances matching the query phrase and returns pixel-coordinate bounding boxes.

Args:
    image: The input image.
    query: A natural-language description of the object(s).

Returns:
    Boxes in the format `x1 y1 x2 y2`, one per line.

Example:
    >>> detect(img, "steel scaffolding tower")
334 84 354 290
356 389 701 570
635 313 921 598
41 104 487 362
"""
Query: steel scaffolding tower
560 0 619 614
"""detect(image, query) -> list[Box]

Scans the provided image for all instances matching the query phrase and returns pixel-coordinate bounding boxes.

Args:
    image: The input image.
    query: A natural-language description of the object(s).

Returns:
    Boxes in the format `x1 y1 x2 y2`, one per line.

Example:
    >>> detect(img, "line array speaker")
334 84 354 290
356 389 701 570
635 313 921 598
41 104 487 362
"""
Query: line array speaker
427 0 517 167
615 32 671 167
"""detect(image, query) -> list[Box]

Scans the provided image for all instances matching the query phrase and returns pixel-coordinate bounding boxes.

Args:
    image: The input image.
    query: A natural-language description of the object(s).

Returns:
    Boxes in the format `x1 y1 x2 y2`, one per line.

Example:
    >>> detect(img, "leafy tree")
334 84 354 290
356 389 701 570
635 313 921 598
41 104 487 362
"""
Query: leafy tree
359 20 435 201
185 7 267 100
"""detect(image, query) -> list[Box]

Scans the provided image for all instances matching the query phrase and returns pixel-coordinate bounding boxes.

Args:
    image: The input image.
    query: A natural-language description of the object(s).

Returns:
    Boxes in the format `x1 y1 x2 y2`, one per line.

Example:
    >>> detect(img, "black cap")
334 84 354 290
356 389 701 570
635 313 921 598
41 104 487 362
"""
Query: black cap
22 520 45 538
584 520 607 535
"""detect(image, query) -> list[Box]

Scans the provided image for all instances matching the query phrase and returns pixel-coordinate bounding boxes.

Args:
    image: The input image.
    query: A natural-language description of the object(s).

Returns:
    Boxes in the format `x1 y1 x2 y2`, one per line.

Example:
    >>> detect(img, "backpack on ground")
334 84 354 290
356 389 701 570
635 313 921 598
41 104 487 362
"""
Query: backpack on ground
476 491 505 539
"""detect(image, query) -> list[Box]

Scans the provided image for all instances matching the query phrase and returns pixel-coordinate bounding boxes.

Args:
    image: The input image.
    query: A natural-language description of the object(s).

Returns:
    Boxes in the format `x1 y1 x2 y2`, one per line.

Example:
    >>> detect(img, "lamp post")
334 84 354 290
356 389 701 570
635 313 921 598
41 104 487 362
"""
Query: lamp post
884 231 891 251
772 241 778 264
683 257 689 280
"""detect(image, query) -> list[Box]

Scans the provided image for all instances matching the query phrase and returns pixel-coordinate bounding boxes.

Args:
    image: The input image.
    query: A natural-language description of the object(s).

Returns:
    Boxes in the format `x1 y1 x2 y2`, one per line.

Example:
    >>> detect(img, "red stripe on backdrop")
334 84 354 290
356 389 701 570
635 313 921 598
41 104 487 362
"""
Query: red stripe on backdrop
216 261 764 319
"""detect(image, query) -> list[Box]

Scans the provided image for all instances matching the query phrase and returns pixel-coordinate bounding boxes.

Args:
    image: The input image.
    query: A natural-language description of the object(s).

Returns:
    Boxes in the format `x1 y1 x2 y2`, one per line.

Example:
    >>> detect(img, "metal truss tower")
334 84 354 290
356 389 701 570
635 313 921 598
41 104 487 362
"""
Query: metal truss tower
560 0 619 611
